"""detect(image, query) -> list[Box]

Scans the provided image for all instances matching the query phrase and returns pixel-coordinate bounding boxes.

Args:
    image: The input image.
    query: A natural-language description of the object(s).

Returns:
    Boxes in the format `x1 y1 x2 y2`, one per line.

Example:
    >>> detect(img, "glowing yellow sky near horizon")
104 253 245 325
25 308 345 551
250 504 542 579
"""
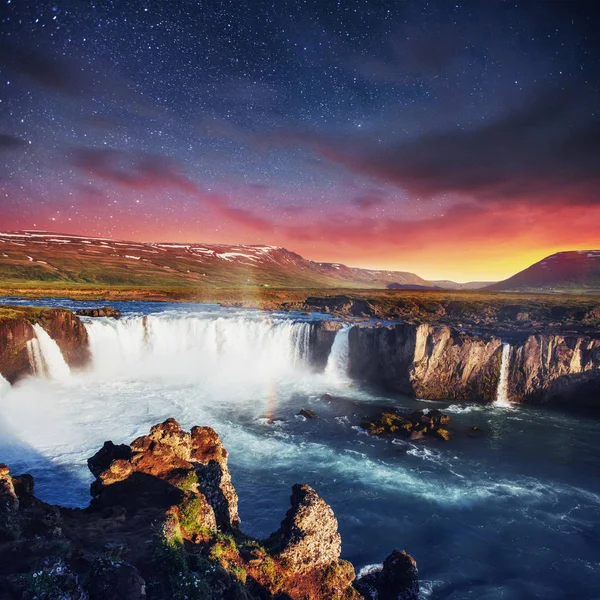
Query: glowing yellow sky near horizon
4 191 599 283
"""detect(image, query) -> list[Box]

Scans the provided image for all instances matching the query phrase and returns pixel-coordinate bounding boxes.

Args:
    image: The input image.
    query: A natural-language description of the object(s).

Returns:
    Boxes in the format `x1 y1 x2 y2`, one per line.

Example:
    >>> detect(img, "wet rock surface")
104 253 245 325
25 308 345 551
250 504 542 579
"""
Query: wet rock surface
76 306 121 318
355 550 419 600
361 409 452 441
298 408 318 419
349 323 502 404
0 306 90 383
348 322 600 408
0 419 417 599
508 334 600 405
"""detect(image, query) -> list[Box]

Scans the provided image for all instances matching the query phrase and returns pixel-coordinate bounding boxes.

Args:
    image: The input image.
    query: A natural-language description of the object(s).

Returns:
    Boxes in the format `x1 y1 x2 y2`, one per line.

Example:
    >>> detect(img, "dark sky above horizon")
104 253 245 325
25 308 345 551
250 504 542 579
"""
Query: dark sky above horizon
1 0 599 280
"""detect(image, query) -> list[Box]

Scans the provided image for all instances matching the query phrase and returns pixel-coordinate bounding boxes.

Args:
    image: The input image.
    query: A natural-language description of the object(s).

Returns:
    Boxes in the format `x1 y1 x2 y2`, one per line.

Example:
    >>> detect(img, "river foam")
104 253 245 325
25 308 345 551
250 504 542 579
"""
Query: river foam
0 300 599 600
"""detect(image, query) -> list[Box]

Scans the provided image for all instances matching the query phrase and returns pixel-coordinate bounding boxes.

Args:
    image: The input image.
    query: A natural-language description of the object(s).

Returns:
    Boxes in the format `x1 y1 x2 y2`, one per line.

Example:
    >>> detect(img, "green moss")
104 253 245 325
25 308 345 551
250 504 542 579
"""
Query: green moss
156 516 186 574
258 559 276 582
177 469 199 492
0 305 55 324
380 412 401 427
178 497 214 539
231 565 248 584
208 533 238 562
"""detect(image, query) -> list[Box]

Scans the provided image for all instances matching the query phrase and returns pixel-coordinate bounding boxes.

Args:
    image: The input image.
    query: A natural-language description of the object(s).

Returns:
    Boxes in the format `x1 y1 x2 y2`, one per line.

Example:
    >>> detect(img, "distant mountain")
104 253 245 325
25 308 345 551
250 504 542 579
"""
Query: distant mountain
430 280 493 290
486 251 600 291
386 283 443 290
0 230 454 290
313 262 432 287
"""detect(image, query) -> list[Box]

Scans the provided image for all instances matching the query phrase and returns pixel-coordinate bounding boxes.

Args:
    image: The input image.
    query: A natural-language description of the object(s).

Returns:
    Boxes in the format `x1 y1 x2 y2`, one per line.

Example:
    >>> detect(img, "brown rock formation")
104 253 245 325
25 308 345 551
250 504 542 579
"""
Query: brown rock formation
89 418 239 533
271 484 343 571
76 306 121 318
309 319 343 369
349 323 502 403
0 319 35 383
355 550 419 600
0 306 90 383
0 463 20 541
348 322 600 407
361 409 451 441
43 308 90 369
0 419 418 600
267 483 361 599
509 334 600 406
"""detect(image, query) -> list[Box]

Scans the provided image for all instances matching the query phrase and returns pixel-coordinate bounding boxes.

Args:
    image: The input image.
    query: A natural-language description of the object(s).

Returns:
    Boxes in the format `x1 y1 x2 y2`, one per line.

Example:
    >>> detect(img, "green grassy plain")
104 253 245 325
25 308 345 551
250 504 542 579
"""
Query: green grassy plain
1 283 598 332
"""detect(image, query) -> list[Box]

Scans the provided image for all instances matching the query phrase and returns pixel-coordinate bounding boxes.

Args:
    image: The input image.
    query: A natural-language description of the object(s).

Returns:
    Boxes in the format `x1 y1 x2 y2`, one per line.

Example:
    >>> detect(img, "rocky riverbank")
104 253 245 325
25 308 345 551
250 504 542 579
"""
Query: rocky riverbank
0 306 89 383
1 302 598 408
0 419 418 600
312 321 600 407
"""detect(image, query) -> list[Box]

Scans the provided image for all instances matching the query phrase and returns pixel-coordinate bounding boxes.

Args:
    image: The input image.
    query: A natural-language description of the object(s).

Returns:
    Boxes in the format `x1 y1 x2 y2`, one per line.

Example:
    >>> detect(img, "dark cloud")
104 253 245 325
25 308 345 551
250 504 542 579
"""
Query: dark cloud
0 134 27 151
314 86 600 205
71 147 273 231
71 148 201 196
353 192 386 211
0 43 88 96
356 28 461 83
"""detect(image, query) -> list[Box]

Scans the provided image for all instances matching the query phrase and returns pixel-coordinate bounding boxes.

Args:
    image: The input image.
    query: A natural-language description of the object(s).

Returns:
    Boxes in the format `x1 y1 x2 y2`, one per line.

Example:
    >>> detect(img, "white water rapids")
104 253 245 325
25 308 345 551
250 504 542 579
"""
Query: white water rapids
1 305 599 598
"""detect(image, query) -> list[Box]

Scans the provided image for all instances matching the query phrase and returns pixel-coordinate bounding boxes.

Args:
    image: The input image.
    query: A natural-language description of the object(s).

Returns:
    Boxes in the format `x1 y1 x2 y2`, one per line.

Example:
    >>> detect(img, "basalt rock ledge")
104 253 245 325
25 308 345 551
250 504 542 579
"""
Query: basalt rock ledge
0 418 418 600
0 305 89 383
339 322 600 408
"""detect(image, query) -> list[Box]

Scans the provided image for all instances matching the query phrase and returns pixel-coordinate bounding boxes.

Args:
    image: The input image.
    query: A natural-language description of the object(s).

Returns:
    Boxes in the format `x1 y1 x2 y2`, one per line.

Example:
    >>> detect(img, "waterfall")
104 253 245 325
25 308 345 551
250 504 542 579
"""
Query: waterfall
26 337 46 376
292 320 312 365
495 343 512 407
325 326 351 383
0 373 10 398
84 314 314 381
30 324 71 380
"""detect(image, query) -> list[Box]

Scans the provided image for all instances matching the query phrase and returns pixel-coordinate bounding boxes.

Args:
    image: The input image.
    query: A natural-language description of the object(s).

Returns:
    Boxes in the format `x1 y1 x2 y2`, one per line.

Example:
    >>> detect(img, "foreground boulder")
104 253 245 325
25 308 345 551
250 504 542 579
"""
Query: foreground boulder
88 418 240 533
355 550 419 600
0 419 418 599
266 484 360 598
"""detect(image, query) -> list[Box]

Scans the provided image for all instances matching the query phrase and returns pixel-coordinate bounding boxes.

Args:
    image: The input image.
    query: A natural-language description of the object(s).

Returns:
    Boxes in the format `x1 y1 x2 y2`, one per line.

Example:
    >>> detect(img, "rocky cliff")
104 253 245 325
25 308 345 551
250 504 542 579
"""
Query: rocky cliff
0 419 418 600
0 306 90 383
1 302 597 408
347 323 600 407
508 334 600 406
348 323 502 403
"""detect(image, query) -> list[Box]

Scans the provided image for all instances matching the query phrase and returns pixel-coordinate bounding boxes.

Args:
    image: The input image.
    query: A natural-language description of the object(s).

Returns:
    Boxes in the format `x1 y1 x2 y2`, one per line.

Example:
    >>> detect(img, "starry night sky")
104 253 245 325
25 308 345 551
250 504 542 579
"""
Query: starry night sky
1 0 599 280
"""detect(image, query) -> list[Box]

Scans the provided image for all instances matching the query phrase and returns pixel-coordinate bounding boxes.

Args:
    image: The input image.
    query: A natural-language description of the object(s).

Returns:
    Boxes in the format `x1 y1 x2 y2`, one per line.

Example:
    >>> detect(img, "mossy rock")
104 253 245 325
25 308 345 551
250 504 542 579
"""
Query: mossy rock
435 428 450 441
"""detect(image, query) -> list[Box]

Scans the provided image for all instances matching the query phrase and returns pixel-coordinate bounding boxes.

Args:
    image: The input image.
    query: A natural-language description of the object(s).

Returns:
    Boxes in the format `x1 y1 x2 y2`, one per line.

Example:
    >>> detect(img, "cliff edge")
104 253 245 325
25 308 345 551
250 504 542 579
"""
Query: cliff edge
0 418 418 600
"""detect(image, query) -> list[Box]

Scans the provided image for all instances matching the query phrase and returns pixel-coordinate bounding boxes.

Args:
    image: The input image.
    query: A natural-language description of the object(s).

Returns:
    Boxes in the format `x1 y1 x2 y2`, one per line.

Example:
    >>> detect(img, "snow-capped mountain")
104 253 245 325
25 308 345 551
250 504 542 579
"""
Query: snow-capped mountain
0 230 444 289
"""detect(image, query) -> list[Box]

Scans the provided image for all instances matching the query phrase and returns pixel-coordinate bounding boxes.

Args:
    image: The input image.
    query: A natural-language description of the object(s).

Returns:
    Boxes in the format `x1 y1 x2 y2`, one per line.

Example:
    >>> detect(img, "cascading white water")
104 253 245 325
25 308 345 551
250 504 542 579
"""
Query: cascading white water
26 337 46 376
83 314 314 383
325 326 351 383
495 343 512 407
30 324 71 380
0 373 10 398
